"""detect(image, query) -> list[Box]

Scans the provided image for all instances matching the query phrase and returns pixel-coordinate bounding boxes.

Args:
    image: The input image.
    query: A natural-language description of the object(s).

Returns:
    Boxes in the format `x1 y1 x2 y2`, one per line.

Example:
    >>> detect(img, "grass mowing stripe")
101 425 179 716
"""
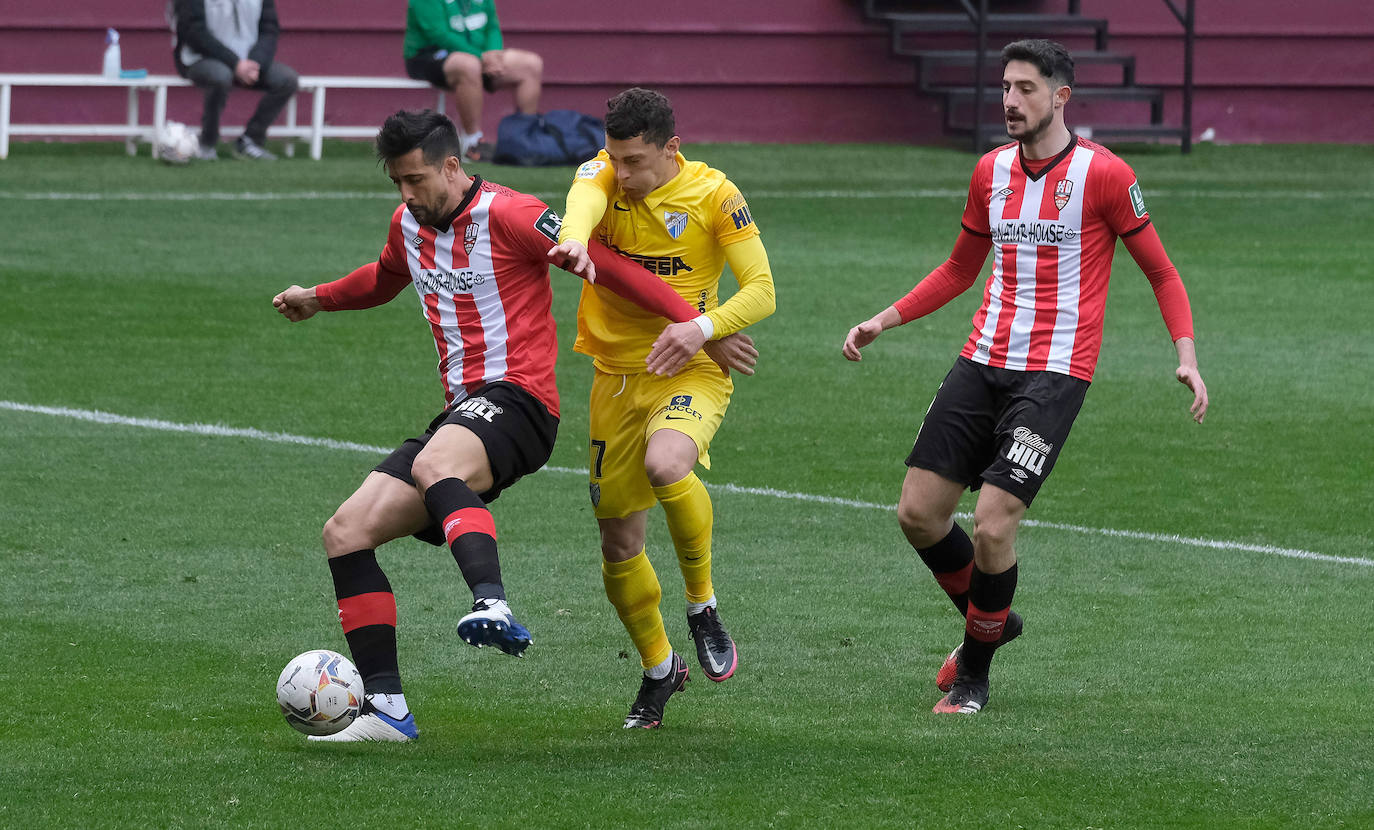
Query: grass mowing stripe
4 188 1370 201
5 398 1366 569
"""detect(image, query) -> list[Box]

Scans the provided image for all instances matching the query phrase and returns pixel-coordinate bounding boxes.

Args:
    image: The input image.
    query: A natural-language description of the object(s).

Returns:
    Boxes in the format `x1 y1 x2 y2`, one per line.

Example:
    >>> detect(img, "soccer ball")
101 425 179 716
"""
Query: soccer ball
276 649 364 736
154 120 200 165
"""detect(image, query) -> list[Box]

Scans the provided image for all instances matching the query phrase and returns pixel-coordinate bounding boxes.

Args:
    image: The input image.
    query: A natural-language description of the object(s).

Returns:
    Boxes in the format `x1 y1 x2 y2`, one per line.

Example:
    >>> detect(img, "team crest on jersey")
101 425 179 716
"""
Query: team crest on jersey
1054 179 1074 211
664 211 688 239
463 222 479 255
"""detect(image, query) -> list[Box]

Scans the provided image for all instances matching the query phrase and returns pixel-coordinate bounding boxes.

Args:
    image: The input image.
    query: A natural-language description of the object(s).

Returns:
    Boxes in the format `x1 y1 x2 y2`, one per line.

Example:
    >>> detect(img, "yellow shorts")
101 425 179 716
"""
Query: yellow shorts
587 363 733 519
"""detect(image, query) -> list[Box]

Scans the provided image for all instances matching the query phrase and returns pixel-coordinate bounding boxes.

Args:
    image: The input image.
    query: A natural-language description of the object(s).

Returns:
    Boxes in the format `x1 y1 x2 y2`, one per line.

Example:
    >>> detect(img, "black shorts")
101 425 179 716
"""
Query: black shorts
404 51 498 92
374 381 558 544
906 357 1089 507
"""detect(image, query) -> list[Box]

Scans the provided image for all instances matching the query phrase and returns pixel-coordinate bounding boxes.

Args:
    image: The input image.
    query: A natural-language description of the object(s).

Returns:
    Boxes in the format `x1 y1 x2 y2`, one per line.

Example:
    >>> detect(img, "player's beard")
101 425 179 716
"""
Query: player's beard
408 197 443 227
1006 108 1054 144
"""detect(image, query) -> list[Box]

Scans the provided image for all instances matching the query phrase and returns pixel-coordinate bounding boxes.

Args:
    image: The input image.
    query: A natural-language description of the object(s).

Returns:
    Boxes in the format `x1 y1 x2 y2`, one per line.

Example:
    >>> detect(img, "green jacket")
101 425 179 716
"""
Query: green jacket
404 0 504 59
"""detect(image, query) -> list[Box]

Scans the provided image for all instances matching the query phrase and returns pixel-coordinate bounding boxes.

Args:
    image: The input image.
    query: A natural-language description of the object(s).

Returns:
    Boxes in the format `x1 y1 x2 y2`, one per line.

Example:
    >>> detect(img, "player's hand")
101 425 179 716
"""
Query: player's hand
842 318 884 361
703 332 757 377
1176 364 1209 423
548 240 595 282
272 285 322 322
646 321 708 376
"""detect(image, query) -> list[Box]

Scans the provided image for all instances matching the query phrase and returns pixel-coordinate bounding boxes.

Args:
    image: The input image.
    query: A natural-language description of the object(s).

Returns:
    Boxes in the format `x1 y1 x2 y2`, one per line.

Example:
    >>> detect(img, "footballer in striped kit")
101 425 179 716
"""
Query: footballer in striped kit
843 39 1209 716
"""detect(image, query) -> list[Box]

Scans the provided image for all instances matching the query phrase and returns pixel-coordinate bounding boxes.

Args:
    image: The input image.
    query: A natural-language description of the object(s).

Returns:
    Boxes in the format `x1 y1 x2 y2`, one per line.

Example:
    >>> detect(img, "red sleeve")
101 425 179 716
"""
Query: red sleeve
494 191 697 322
959 154 995 237
1098 155 1150 237
1122 221 1194 342
893 229 991 323
585 243 699 323
315 207 412 310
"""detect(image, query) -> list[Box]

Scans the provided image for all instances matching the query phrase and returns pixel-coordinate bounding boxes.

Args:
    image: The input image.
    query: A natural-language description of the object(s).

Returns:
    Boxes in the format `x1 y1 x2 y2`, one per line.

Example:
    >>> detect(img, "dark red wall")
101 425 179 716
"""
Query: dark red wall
0 0 1369 145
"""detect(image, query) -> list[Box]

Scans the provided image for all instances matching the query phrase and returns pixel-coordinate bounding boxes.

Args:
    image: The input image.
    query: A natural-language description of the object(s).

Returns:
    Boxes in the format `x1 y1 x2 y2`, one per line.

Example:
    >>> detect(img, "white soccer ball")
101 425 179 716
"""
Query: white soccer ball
154 120 200 165
276 649 365 736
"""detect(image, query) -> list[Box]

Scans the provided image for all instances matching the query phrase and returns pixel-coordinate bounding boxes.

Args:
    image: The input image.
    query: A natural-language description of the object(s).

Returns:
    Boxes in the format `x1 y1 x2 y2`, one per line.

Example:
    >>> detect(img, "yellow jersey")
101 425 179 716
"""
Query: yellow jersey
559 150 775 373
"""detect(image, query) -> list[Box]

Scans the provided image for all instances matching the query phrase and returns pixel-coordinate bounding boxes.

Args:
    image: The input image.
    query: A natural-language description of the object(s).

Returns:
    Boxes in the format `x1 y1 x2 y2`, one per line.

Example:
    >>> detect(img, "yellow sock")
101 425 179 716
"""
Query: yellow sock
653 473 714 603
602 550 671 670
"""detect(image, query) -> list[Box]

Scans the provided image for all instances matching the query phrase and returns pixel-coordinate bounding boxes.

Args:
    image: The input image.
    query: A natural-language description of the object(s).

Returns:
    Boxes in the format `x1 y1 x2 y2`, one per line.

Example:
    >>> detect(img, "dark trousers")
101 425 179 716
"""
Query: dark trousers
182 59 299 146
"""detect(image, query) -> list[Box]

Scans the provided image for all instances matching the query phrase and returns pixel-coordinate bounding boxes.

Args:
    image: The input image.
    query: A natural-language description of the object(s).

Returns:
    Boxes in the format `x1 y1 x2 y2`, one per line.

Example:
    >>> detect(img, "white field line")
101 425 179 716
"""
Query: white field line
3 399 1369 569
1 188 1367 202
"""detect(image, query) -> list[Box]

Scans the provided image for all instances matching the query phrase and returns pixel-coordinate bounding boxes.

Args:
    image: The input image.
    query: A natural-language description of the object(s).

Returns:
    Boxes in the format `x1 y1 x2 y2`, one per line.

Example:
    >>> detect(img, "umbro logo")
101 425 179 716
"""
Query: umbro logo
411 234 424 247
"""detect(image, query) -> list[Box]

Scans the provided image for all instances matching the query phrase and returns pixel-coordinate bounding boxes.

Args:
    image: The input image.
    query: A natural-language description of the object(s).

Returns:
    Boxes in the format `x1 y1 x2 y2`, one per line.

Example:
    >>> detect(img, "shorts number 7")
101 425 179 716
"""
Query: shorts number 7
590 439 607 479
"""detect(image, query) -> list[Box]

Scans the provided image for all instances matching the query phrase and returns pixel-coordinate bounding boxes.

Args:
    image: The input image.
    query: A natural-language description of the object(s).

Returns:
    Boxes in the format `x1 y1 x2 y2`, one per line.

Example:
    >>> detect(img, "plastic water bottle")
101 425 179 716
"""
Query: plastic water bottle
102 28 121 79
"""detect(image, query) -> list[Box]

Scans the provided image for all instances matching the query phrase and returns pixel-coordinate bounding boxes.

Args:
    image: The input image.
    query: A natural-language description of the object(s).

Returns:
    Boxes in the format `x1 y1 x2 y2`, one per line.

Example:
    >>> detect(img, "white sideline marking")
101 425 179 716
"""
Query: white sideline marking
1 188 1367 202
3 399 1368 569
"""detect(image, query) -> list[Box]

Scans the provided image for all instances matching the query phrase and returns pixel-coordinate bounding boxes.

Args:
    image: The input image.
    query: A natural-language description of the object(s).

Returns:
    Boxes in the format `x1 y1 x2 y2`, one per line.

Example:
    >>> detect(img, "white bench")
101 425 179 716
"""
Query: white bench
0 73 446 161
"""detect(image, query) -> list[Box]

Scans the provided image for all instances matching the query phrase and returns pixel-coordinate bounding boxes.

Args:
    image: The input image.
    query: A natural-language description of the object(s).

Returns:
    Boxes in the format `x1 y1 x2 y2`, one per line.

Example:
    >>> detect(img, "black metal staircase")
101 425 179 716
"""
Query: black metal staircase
863 0 1195 153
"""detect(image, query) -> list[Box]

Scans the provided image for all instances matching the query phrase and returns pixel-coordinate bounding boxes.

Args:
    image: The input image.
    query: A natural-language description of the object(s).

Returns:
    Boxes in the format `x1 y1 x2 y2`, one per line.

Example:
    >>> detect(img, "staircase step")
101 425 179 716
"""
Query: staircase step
935 85 1162 101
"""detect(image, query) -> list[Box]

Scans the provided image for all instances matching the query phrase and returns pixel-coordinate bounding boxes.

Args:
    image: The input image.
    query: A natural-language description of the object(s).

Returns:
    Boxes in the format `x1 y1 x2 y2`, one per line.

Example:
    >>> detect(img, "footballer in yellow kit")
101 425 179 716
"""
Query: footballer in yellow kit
550 88 775 729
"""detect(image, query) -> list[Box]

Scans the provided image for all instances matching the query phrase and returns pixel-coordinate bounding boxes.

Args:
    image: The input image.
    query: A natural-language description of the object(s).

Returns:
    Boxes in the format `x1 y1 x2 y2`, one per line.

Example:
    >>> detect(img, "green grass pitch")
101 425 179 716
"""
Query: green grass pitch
1 139 1371 828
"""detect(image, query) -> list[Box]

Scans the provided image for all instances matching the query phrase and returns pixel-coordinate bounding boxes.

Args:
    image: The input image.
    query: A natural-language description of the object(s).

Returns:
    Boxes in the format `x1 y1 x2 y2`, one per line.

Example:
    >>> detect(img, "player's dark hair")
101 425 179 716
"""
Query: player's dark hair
1001 39 1075 88
375 109 462 167
605 88 676 148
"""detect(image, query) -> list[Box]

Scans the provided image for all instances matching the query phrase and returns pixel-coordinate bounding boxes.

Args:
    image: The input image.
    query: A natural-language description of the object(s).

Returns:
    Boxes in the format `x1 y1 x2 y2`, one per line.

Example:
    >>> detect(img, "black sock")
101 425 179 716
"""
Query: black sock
328 549 402 694
423 477 504 601
959 562 1019 681
915 523 975 615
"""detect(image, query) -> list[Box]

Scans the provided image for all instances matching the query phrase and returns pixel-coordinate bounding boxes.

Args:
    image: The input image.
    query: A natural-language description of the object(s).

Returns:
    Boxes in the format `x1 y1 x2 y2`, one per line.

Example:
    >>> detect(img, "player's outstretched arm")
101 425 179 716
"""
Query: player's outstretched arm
272 284 323 322
1173 336 1208 423
842 306 902 361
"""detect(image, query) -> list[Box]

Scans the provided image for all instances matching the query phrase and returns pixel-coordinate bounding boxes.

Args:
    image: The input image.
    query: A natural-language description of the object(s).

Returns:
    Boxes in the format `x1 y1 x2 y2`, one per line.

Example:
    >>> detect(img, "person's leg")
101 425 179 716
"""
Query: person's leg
590 370 690 727
489 48 542 115
441 51 486 148
898 466 971 612
311 470 430 742
182 58 233 149
243 61 298 147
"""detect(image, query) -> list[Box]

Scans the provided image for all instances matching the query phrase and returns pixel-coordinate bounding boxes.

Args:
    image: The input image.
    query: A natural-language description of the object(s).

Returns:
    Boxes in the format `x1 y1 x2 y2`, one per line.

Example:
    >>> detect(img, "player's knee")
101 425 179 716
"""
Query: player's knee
643 442 695 488
443 52 481 86
322 510 365 557
522 51 543 80
897 499 946 546
971 515 1015 557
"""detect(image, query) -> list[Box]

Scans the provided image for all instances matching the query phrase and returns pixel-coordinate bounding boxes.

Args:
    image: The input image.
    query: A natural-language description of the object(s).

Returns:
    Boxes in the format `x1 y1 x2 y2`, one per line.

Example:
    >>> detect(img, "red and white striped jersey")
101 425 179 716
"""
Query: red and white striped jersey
959 136 1150 381
379 178 565 415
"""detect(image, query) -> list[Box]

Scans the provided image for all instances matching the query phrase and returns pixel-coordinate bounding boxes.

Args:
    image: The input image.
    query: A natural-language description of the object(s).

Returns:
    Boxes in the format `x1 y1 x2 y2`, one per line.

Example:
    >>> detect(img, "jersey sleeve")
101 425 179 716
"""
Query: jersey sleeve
483 4 504 52
315 207 412 310
893 228 991 323
1098 156 1151 237
492 193 567 262
710 180 762 247
706 235 775 337
558 155 614 245
959 155 995 237
584 243 699 323
1122 221 1195 342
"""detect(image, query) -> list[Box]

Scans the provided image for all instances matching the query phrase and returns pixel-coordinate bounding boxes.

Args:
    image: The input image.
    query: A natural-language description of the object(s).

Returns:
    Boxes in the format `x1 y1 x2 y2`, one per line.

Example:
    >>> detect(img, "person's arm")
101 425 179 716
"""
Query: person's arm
175 0 241 67
842 228 989 361
273 215 413 319
247 0 280 70
645 223 776 376
482 3 505 53
1122 222 1208 423
547 157 614 279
